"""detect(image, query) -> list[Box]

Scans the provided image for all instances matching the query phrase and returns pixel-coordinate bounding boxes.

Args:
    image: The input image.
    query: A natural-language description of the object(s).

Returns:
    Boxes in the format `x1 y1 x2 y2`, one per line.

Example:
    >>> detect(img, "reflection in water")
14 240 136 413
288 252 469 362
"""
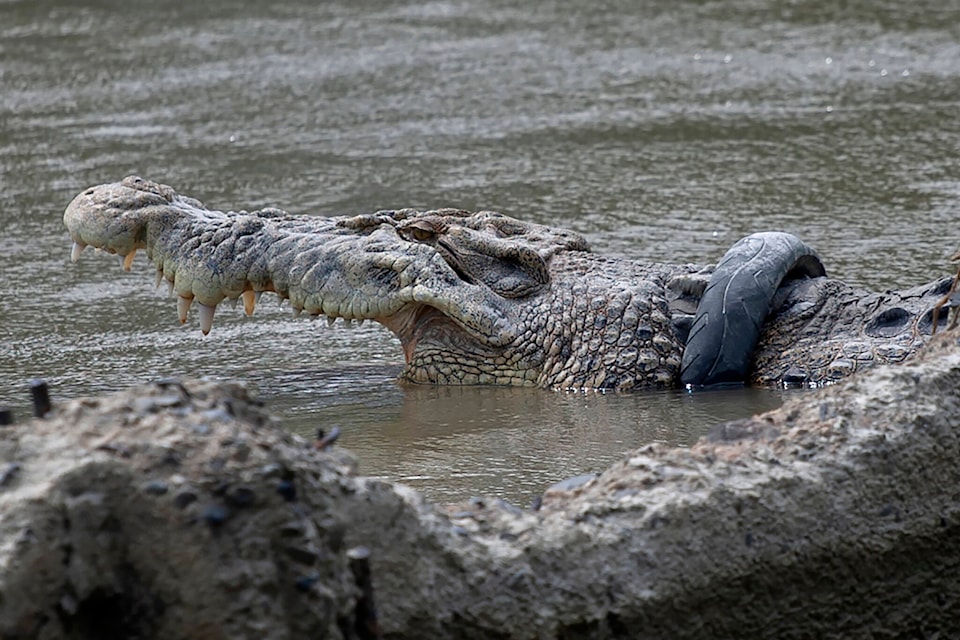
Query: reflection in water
2 0 959 503
265 371 782 503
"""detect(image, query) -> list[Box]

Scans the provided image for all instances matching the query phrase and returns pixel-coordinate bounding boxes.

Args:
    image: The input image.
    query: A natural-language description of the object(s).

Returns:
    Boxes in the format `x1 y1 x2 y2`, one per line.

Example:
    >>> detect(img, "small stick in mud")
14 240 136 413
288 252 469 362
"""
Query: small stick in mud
347 546 382 640
30 379 52 418
314 426 342 451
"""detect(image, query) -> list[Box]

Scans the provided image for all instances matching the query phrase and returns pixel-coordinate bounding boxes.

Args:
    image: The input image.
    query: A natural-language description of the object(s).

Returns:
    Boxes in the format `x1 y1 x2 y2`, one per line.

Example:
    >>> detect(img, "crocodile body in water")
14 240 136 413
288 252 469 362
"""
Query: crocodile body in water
63 176 954 390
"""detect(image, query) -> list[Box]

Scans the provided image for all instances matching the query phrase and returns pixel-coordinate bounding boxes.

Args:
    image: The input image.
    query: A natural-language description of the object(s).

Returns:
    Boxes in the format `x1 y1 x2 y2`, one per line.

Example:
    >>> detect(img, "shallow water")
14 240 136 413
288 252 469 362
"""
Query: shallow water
1 0 958 503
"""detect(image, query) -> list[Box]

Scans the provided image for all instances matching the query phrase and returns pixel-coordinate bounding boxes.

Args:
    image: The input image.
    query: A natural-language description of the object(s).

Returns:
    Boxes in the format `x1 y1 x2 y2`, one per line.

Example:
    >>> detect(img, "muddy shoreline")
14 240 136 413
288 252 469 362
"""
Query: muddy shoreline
2 332 959 638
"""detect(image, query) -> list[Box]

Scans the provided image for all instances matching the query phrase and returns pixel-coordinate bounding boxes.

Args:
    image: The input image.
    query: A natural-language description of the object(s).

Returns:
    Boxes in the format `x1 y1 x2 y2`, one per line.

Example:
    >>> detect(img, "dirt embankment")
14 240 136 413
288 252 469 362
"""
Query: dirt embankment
2 333 960 639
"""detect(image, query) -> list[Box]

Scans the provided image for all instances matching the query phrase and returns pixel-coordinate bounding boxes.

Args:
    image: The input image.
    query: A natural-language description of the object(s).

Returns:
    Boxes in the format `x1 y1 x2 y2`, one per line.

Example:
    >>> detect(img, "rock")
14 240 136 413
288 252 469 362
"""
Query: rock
2 333 960 638
0 380 358 639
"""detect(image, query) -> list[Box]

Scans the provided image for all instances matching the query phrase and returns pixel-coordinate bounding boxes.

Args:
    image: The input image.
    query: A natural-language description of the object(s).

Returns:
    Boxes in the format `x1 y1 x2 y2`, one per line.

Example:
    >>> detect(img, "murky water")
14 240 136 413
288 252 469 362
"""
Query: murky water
1 0 958 503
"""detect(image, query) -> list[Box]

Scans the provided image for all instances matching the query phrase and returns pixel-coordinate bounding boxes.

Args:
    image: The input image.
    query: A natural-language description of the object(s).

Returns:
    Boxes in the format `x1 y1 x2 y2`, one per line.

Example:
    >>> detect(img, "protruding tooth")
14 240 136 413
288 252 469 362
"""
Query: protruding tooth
71 241 86 263
242 290 257 316
122 249 137 272
198 303 216 335
117 255 125 269
292 307 302 319
343 318 353 327
177 296 193 324
167 280 174 296
357 318 365 326
154 269 163 289
229 297 238 310
326 316 336 327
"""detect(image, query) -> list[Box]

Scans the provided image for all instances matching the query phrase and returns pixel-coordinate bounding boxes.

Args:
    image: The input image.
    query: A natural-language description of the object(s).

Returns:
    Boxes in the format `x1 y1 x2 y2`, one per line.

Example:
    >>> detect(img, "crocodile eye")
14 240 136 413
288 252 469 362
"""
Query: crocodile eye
401 220 437 242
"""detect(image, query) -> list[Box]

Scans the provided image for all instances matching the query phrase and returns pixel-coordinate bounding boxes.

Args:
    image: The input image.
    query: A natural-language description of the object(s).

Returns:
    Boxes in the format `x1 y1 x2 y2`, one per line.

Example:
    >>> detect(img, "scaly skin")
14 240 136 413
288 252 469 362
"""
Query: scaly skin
750 276 952 385
64 176 702 389
64 176 953 389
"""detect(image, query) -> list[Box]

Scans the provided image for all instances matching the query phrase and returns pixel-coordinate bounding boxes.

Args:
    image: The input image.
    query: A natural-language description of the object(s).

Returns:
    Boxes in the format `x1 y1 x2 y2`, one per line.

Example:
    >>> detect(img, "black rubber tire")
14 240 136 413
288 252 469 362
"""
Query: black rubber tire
679 232 826 387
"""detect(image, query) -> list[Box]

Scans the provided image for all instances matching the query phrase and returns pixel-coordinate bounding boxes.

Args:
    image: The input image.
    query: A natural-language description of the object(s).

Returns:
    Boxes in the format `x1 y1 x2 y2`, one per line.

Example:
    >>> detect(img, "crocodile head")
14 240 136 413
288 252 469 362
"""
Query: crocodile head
70 177 947 390
65 176 597 386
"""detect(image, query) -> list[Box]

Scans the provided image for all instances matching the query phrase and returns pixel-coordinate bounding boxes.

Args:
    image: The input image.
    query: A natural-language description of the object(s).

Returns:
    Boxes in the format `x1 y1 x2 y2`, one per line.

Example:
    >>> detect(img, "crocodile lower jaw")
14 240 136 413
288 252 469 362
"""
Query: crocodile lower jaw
379 303 481 365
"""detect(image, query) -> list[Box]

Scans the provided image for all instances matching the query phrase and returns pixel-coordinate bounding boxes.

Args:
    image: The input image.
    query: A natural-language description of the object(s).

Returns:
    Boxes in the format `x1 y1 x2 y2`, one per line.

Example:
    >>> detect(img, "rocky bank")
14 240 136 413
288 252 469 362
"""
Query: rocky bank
2 332 960 639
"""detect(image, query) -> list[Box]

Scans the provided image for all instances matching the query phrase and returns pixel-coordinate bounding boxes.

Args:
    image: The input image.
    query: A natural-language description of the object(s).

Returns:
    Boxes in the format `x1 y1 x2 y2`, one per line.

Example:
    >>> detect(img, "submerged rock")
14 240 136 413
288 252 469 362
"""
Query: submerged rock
2 332 960 638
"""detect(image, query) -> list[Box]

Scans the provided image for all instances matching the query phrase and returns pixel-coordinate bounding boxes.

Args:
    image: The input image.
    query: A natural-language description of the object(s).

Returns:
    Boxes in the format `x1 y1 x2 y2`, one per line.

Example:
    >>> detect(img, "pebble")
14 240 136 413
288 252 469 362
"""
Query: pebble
201 408 234 422
133 394 184 415
277 480 297 502
279 521 306 537
142 480 169 495
294 573 320 592
546 473 598 493
173 491 198 509
260 463 286 478
285 545 320 565
202 504 230 527
226 486 256 508
494 499 523 515
0 463 21 487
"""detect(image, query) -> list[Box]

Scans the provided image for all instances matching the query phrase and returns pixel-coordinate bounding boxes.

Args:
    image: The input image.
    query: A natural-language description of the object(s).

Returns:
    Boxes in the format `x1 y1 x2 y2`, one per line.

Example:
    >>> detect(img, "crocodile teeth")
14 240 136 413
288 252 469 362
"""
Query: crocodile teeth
116 255 124 269
154 269 163 289
242 290 257 316
198 303 216 335
71 241 86 263
343 318 353 327
122 250 137 272
177 296 193 324
357 318 365 326
292 307 302 319
326 316 336 327
229 297 238 310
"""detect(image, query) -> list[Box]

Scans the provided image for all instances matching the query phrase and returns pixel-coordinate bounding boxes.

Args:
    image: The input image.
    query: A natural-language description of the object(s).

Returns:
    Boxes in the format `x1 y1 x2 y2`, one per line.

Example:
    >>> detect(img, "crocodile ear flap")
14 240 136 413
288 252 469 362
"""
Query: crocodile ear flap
480 245 549 299
425 224 550 298
448 243 549 299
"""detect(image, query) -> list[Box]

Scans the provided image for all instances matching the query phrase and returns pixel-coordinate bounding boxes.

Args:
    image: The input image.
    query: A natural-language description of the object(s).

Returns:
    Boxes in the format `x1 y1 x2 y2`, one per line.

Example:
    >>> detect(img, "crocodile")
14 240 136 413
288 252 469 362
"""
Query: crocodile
63 176 955 390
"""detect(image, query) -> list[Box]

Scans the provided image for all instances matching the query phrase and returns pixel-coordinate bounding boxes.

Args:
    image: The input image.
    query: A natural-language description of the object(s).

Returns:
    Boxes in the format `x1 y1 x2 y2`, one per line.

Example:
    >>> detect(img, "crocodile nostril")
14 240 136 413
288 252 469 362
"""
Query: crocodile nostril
84 189 95 196
932 276 956 297
864 307 912 338
918 307 949 335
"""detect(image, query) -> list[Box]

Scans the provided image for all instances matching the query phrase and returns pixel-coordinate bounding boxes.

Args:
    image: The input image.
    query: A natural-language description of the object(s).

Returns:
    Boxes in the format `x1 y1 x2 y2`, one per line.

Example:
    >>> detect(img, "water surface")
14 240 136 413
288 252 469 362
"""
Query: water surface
1 0 958 503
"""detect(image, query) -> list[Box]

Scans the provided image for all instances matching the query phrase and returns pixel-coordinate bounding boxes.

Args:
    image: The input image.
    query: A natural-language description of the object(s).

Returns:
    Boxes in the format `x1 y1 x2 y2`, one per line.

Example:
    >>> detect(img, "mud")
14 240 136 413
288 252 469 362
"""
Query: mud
2 332 960 638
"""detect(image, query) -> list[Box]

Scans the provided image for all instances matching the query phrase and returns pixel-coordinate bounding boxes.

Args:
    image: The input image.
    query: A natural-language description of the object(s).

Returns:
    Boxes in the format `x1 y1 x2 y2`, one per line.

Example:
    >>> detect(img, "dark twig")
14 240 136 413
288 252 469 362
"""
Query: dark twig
29 380 51 418
347 546 382 640
314 426 342 451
